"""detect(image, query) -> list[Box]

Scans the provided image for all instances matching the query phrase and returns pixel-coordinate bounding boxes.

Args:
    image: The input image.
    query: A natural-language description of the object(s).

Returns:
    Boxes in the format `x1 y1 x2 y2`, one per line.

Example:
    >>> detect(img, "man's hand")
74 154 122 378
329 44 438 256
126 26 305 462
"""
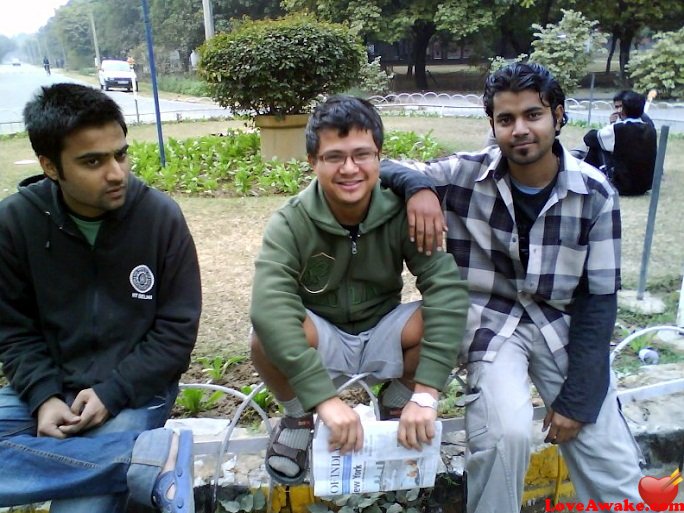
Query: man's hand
37 396 80 439
543 407 583 444
406 189 446 255
609 111 620 123
59 388 110 435
316 397 364 454
397 387 439 450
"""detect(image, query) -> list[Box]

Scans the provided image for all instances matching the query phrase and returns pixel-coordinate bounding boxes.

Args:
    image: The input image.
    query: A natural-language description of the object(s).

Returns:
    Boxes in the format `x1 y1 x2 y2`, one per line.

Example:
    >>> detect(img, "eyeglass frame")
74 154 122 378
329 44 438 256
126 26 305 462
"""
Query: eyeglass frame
314 149 380 167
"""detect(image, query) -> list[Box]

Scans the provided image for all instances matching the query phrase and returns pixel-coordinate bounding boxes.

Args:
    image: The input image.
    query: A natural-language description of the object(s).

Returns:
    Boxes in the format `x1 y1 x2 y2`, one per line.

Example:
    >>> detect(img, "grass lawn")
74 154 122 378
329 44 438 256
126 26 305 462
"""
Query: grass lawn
1 116 682 360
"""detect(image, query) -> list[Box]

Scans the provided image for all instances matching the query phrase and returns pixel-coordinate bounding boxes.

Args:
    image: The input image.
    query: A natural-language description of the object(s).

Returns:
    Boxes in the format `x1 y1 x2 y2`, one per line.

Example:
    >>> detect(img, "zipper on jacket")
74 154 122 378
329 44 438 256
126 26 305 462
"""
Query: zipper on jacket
348 227 360 255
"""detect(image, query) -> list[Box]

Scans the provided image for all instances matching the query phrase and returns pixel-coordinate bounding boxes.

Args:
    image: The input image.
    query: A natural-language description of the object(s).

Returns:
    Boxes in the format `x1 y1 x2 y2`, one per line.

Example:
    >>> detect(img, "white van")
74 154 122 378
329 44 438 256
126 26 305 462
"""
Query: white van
98 60 137 92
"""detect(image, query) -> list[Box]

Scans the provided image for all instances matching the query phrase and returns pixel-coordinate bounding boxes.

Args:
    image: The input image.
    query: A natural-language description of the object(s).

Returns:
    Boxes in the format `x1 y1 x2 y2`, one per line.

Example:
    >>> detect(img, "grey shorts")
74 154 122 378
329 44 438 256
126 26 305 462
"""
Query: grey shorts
308 301 421 386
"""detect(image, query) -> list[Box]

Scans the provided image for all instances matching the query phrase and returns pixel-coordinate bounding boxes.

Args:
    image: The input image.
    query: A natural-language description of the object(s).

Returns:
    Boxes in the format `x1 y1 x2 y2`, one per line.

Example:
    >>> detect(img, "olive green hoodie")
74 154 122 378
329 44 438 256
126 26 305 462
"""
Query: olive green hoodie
250 179 469 411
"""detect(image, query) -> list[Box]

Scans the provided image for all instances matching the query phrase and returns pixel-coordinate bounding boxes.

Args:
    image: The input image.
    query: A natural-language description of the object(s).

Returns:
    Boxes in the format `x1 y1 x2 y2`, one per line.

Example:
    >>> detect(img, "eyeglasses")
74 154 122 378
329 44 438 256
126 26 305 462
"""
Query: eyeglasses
316 150 379 167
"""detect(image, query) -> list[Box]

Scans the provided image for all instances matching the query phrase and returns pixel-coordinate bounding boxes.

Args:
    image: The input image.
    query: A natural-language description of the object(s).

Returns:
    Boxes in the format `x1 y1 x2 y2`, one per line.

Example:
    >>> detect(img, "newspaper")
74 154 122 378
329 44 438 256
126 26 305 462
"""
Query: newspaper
312 419 443 496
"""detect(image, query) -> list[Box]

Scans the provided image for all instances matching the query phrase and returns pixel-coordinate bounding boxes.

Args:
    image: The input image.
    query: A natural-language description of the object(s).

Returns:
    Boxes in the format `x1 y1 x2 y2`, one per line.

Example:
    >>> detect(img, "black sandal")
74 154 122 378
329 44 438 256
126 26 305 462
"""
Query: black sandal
265 414 314 485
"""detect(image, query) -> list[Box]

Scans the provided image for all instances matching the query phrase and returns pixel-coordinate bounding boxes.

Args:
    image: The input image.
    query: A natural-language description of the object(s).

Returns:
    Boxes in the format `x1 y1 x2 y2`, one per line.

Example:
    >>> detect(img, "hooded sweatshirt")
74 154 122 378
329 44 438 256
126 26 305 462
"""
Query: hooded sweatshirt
0 174 202 416
250 179 469 411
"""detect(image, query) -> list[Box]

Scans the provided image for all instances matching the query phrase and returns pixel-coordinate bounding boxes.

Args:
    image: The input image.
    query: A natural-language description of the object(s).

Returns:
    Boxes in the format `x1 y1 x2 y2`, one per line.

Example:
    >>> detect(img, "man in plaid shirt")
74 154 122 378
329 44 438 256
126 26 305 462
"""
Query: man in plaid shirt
380 63 642 512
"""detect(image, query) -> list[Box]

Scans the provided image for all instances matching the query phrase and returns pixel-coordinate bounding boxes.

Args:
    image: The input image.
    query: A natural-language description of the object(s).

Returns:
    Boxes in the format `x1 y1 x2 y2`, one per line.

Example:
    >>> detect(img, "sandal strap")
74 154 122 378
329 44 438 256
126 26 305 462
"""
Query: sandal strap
278 414 314 430
269 440 309 467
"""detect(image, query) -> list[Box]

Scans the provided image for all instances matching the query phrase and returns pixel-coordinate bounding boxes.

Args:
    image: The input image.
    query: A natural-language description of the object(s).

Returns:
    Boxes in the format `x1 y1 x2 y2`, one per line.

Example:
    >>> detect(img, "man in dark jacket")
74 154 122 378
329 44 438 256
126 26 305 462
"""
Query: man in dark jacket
583 90 657 195
0 83 202 513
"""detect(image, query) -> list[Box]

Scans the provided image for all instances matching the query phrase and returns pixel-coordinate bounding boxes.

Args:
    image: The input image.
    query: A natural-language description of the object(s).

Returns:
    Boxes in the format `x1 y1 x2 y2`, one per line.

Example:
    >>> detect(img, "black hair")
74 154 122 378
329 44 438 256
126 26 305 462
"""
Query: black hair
305 95 383 157
483 62 568 135
613 90 630 103
620 90 646 119
23 83 127 176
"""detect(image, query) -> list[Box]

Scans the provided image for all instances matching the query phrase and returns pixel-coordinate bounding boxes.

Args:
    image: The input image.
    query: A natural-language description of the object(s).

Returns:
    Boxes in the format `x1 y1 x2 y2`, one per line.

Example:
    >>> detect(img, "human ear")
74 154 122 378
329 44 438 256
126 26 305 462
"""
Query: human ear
39 156 59 181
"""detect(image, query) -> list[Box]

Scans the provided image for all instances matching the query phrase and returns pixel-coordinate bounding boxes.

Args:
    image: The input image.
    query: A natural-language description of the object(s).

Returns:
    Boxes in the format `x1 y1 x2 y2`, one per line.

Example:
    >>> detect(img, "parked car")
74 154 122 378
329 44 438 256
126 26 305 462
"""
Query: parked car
11 58 20 66
98 59 137 92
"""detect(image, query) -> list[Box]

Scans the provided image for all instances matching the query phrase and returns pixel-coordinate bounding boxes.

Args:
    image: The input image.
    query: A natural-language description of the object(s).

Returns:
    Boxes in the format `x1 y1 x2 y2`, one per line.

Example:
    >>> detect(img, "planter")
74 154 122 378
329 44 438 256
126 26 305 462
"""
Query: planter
254 114 310 162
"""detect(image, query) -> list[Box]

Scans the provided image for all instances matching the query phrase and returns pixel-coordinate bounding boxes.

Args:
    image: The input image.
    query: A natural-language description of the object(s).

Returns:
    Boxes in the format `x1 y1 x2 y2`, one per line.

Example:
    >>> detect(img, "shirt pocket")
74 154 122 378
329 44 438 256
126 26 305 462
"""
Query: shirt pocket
542 241 588 299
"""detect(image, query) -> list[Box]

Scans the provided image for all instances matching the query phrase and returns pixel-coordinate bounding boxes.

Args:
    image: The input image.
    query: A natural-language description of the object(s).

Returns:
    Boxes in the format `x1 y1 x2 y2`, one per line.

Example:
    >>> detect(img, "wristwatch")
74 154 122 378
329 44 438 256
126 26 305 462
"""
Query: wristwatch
409 392 438 410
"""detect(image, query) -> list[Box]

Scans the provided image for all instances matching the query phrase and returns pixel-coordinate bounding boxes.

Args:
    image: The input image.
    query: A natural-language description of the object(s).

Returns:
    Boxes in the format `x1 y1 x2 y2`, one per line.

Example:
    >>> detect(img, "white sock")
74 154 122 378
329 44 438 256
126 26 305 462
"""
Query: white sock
268 397 311 477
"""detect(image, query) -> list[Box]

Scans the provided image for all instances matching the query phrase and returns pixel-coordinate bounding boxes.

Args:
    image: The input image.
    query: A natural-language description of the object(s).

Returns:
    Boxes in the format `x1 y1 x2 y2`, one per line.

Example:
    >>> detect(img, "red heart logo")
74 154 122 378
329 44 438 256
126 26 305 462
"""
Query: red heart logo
638 476 678 511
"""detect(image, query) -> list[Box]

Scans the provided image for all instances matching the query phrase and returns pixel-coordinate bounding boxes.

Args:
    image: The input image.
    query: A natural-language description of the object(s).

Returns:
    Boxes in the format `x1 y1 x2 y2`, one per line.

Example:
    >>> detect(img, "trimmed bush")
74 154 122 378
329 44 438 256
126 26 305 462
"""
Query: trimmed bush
198 15 366 116
628 27 684 100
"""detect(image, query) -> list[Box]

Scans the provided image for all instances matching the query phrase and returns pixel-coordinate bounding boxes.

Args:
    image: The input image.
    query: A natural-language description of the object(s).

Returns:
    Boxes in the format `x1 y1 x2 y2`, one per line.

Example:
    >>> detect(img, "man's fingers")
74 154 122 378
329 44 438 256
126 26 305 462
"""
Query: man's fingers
408 211 416 243
38 424 67 439
414 221 425 253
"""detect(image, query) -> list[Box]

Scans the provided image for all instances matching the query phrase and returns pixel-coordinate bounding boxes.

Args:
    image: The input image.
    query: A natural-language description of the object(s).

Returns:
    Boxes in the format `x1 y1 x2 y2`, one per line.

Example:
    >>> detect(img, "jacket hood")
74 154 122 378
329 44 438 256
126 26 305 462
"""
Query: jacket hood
296 179 404 235
17 173 148 228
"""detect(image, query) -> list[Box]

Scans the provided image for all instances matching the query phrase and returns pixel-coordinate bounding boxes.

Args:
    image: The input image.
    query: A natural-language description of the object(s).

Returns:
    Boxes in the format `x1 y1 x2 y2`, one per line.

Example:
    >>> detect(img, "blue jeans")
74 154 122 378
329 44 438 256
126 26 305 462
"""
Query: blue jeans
0 385 178 512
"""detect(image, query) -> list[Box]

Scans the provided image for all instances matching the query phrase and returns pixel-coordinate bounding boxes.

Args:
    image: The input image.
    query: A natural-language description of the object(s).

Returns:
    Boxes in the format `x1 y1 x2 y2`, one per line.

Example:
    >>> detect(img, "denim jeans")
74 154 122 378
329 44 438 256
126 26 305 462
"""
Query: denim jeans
0 384 178 512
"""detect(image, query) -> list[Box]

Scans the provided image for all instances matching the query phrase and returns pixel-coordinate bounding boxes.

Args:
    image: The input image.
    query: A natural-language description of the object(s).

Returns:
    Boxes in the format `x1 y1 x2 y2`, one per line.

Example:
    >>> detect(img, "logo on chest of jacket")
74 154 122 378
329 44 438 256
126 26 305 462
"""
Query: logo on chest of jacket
130 264 155 299
300 252 335 294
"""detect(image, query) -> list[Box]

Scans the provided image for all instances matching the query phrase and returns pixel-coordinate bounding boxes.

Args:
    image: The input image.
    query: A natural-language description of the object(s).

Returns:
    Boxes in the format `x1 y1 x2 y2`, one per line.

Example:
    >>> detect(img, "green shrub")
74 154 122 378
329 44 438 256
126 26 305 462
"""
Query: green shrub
526 9 607 94
356 57 394 96
383 130 445 161
628 27 684 100
198 15 366 116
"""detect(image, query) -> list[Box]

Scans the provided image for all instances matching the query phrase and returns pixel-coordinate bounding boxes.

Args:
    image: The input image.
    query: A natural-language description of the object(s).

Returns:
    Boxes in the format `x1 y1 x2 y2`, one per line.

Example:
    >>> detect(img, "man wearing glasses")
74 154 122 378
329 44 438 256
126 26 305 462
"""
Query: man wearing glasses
249 95 469 485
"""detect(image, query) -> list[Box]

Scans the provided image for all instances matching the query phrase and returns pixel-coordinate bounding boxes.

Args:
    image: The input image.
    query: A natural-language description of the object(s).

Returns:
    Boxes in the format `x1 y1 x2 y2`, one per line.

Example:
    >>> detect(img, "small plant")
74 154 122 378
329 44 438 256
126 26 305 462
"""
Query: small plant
383 130 444 161
311 488 430 513
218 488 267 513
198 354 247 382
175 387 225 416
241 384 276 412
437 378 465 418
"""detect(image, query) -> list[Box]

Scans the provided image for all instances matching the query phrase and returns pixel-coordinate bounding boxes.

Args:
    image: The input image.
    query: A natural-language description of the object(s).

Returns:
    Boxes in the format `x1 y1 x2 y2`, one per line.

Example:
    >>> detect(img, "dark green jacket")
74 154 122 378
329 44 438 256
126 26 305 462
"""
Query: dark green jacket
250 179 469 410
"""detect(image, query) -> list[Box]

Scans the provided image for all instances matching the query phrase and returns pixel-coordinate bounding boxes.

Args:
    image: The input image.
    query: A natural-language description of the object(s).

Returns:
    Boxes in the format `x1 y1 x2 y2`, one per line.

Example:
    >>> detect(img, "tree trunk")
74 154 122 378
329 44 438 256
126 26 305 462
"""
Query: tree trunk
412 20 436 90
606 33 618 73
619 30 635 82
540 0 555 27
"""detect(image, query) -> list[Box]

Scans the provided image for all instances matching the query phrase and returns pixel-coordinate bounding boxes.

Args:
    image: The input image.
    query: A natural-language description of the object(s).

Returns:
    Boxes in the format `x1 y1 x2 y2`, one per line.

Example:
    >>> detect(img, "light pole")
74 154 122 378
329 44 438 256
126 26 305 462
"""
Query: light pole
202 0 214 40
89 7 101 67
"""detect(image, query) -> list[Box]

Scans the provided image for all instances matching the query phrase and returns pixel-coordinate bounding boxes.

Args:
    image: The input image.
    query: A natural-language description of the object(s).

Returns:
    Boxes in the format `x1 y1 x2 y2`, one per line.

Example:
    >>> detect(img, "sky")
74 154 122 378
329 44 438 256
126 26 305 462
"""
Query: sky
0 0 70 38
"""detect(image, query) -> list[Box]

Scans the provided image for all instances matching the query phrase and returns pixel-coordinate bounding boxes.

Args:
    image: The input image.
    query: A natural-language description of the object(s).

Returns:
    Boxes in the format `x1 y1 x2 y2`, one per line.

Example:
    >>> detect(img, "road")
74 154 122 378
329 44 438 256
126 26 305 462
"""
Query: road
0 63 230 135
2 63 682 135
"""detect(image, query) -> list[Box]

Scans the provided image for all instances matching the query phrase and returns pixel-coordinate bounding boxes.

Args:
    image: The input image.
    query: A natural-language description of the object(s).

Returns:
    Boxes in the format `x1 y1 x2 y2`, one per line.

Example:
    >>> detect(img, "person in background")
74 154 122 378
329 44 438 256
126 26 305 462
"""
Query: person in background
609 89 654 127
583 90 657 195
0 83 202 513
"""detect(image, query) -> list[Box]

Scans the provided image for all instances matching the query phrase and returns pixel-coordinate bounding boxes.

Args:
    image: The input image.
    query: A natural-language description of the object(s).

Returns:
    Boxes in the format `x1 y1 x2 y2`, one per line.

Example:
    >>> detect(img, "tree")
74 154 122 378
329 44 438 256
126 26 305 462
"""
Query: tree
283 0 517 90
528 9 607 94
576 0 684 81
150 0 204 73
628 27 684 100
0 36 15 63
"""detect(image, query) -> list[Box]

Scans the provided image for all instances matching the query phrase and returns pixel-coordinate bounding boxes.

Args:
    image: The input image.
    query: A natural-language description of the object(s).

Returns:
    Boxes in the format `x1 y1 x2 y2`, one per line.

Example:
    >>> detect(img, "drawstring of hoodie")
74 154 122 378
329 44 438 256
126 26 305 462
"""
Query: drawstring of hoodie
44 211 52 250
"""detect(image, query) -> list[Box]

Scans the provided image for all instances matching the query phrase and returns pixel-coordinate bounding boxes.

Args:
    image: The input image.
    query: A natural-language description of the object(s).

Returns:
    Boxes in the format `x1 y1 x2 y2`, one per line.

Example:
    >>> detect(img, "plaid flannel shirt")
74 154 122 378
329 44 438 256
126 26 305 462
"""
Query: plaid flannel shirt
385 141 621 366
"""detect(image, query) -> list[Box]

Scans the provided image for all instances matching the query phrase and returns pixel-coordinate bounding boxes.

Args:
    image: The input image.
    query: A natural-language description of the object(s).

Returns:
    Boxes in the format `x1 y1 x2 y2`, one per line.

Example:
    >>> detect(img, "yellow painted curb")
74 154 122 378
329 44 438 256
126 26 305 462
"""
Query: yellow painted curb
522 446 575 504
266 446 573 512
268 483 316 513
